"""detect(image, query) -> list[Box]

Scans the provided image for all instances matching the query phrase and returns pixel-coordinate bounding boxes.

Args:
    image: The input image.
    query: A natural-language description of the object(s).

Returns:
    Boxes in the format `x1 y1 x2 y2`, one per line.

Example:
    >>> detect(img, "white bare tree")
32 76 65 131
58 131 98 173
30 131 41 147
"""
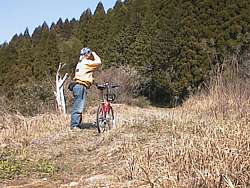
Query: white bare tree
54 63 68 114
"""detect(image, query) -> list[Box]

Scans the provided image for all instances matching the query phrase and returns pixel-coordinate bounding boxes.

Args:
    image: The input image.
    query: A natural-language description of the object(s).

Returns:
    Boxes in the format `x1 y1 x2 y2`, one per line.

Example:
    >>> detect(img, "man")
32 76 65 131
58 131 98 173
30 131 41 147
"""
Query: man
71 47 101 130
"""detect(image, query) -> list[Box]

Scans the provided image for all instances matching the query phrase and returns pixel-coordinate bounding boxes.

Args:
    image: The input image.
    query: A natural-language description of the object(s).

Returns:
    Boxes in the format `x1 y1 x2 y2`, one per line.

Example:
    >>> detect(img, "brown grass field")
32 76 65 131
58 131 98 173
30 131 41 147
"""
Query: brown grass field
0 65 250 187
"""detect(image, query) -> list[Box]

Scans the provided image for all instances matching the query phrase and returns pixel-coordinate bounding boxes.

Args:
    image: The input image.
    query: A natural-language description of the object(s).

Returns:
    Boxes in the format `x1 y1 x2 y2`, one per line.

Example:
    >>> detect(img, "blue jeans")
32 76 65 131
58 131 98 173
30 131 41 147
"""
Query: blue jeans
71 84 87 128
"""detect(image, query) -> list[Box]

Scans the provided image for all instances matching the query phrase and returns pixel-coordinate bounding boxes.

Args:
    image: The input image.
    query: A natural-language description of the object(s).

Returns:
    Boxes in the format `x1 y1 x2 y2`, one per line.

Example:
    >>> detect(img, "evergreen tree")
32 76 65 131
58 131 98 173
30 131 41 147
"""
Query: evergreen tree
87 2 107 58
78 9 93 46
0 0 250 106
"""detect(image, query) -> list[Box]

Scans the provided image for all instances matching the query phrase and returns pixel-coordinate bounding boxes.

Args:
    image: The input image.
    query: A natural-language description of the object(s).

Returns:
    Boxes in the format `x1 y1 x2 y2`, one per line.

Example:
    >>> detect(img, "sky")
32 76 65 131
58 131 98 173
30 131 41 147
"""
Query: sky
0 0 118 44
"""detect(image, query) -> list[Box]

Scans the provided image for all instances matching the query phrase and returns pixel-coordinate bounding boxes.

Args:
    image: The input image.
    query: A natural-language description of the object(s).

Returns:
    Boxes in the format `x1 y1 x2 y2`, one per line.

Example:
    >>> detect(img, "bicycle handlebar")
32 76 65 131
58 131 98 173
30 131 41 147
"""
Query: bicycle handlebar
96 82 119 90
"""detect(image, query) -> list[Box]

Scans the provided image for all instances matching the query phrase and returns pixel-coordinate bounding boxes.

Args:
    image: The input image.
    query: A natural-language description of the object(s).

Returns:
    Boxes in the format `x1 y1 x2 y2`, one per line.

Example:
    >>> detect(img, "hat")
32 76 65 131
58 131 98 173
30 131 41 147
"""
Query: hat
80 47 92 56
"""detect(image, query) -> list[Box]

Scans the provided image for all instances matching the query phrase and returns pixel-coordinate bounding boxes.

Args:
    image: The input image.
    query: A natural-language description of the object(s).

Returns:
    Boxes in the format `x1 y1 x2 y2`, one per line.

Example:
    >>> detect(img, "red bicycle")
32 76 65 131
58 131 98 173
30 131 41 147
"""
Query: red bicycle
96 82 119 133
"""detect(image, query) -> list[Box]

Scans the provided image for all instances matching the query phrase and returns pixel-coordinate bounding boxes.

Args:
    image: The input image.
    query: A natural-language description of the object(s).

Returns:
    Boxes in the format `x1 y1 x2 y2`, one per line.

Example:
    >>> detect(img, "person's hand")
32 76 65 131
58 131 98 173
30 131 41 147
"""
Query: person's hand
86 52 94 60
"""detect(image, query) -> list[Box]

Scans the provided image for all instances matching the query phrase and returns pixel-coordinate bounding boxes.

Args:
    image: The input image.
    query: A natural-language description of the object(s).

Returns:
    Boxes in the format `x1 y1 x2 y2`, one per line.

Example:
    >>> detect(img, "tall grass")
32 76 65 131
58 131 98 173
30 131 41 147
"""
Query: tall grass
0 113 69 148
186 56 250 120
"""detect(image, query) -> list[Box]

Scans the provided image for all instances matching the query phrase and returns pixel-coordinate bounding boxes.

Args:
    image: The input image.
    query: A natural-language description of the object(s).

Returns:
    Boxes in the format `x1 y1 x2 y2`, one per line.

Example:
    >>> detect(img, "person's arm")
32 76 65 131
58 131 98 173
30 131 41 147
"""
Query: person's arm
92 52 101 64
85 52 101 65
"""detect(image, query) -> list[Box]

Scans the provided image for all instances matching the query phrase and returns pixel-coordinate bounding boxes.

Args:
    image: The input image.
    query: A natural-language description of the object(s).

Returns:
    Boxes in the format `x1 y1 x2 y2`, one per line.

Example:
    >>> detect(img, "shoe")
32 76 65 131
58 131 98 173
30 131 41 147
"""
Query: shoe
70 126 82 132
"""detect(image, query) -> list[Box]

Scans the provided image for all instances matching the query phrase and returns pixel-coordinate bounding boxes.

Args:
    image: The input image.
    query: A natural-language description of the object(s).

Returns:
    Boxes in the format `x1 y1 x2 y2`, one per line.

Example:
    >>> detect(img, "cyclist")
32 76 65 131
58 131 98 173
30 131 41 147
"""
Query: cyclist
70 47 101 130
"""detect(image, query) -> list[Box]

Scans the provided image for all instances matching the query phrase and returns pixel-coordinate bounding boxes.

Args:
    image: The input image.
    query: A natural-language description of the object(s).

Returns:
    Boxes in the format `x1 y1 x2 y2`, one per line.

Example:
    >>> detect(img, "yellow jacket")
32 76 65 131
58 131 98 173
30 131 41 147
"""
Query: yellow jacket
73 52 101 88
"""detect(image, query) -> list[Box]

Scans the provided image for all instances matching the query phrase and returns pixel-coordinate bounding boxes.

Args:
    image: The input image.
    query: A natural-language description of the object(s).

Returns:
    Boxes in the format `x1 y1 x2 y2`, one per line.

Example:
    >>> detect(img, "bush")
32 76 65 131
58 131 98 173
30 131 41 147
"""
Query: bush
1 81 55 116
86 65 142 106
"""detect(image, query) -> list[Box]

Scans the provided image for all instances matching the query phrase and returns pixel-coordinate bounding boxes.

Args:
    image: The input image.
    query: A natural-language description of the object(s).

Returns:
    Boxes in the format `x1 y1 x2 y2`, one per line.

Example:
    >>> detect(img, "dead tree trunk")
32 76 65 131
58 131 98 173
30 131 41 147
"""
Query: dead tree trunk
54 63 68 114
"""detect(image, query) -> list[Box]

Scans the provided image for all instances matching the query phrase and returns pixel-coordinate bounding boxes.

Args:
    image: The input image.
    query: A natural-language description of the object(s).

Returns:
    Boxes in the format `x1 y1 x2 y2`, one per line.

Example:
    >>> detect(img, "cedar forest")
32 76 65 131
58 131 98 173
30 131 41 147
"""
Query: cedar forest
0 0 249 114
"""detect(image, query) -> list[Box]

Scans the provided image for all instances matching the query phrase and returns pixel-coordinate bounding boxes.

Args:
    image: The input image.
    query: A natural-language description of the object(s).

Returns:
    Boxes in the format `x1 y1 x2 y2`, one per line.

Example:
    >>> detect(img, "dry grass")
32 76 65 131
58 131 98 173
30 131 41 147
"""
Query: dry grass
0 63 249 187
0 101 249 187
0 113 69 148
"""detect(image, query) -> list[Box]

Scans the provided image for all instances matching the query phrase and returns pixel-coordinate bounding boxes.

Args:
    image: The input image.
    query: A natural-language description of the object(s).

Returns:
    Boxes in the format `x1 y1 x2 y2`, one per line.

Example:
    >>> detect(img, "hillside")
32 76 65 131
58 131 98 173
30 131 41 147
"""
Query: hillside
0 0 250 110
1 91 249 187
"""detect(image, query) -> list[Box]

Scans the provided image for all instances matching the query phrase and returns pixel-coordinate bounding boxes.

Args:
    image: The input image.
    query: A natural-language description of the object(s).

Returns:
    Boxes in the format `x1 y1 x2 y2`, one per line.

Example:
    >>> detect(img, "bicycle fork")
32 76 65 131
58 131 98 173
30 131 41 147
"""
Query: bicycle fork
100 101 112 124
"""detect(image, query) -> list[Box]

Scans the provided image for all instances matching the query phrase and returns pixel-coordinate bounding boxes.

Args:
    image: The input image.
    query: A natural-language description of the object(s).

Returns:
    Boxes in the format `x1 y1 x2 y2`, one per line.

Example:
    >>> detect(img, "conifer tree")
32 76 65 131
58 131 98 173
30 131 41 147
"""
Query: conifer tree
0 0 250 106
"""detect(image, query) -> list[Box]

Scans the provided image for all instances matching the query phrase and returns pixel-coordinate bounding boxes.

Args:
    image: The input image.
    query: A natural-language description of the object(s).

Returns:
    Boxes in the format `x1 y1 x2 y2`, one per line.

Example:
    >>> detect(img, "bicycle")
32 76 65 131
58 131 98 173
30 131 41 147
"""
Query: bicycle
95 82 119 133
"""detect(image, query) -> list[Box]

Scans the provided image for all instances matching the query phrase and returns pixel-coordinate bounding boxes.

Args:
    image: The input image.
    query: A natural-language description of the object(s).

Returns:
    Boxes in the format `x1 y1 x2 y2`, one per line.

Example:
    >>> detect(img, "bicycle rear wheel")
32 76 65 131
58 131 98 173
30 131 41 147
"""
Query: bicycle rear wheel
96 105 114 133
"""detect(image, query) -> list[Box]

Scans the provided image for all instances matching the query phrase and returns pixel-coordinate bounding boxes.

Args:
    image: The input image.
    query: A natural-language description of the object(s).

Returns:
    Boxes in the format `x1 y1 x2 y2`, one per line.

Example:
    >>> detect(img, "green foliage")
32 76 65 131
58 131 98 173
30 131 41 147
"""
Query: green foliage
0 150 24 179
0 0 250 109
0 149 58 180
35 160 57 176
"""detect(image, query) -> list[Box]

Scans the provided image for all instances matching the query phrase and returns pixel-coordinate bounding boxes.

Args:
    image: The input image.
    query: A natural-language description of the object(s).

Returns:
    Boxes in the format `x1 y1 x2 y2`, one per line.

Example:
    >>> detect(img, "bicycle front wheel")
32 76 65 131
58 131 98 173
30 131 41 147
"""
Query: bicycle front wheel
106 106 115 130
96 105 114 133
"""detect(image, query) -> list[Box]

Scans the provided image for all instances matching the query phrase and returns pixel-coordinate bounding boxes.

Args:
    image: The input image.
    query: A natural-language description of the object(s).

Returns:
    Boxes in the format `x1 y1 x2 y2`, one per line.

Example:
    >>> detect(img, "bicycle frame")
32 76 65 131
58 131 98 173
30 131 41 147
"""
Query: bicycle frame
99 86 113 112
101 100 112 114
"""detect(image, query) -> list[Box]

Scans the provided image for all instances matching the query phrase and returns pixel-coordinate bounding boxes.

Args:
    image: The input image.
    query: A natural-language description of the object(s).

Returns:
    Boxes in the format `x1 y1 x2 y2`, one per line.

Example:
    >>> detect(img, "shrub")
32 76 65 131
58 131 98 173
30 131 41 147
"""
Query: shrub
1 81 55 116
85 65 142 106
